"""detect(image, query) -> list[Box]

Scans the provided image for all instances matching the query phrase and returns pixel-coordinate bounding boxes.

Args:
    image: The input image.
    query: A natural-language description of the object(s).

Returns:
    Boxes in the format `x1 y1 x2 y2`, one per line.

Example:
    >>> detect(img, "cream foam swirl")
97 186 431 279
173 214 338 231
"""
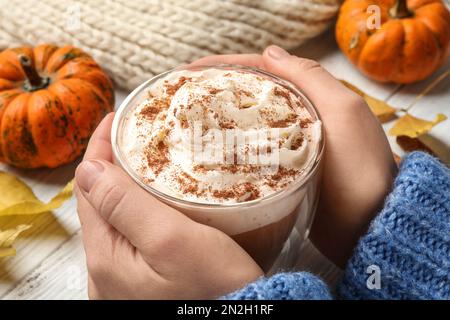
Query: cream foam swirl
120 68 321 203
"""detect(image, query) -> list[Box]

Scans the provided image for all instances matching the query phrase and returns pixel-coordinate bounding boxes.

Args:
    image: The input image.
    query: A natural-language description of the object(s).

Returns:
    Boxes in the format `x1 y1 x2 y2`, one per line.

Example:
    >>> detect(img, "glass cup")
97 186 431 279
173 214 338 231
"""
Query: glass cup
111 64 324 273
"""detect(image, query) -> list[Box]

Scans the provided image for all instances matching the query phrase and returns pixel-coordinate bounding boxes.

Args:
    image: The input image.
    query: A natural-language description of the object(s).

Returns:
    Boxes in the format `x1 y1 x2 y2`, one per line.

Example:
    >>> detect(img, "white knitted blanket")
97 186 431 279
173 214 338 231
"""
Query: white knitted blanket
0 0 340 90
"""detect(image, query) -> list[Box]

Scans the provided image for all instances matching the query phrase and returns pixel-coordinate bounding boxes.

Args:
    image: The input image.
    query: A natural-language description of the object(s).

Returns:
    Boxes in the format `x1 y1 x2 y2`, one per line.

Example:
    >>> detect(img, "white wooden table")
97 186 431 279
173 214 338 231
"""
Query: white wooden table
0 29 448 299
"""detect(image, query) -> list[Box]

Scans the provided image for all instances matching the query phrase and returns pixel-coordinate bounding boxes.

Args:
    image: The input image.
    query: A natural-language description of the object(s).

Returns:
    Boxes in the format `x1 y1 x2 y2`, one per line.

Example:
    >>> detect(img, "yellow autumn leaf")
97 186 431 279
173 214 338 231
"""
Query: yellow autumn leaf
341 80 397 122
389 114 447 138
0 224 31 257
0 172 74 217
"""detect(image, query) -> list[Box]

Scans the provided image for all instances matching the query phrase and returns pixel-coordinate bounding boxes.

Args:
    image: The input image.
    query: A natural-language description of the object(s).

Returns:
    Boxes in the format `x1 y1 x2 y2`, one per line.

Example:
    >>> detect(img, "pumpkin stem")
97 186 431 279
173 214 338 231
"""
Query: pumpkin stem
389 0 411 19
19 55 50 91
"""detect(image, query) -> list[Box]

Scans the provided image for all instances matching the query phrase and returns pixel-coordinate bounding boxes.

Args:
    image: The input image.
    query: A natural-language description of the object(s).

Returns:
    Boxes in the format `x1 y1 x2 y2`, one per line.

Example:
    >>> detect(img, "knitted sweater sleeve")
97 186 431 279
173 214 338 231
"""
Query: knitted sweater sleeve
339 151 449 299
223 152 449 300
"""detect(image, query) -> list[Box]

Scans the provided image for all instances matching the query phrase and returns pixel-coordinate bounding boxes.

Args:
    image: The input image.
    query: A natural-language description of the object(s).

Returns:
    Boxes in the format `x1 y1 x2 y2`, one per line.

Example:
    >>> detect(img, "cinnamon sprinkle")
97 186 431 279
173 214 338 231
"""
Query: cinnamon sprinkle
143 177 155 185
300 118 312 128
139 98 169 121
271 167 298 180
273 87 293 109
236 88 255 100
145 140 169 175
177 172 199 194
180 118 189 129
241 164 258 173
235 88 256 109
235 182 260 201
165 76 191 96
136 72 313 202
290 135 304 150
268 113 298 128
212 189 236 200
219 119 236 129
211 182 260 201
193 165 208 173
220 165 238 174
265 167 299 188
209 87 223 95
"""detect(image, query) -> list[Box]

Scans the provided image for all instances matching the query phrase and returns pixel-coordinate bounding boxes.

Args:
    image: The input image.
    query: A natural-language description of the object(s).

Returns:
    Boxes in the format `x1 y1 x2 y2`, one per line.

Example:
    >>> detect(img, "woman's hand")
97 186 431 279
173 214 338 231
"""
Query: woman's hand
193 46 397 267
74 113 263 299
75 45 397 300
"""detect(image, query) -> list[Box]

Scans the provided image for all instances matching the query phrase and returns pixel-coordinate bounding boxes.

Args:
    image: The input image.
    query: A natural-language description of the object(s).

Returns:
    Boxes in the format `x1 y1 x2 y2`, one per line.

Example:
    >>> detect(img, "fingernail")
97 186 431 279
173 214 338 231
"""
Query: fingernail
267 45 290 60
76 160 104 193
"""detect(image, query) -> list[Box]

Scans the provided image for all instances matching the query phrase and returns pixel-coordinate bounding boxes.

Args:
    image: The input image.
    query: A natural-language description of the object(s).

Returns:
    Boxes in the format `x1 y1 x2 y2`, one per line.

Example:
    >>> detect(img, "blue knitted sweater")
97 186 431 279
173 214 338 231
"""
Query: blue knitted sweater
223 152 450 300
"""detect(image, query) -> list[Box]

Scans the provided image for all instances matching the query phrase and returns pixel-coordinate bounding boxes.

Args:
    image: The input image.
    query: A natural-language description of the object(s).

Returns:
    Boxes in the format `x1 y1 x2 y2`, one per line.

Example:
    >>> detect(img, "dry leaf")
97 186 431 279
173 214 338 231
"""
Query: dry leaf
341 80 397 122
0 171 74 217
396 136 435 155
0 172 73 258
389 113 447 138
0 224 31 257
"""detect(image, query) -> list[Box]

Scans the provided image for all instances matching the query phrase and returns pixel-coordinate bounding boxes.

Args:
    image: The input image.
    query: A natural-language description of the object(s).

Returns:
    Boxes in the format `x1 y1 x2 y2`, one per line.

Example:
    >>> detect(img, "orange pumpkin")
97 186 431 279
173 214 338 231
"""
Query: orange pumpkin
336 0 450 84
0 45 114 168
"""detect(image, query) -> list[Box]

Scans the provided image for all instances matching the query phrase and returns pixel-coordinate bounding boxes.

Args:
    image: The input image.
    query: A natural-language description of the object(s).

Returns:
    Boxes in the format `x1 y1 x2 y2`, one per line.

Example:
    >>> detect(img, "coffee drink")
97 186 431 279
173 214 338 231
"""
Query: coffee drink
112 65 323 272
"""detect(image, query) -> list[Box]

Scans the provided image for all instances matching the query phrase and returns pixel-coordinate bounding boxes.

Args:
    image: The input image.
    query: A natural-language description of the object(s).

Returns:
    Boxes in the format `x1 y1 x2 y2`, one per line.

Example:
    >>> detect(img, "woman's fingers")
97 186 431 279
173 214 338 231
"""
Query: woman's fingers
76 111 115 234
189 53 265 69
83 112 115 162
75 184 116 257
190 47 359 121
261 46 356 116
75 159 194 256
75 113 118 265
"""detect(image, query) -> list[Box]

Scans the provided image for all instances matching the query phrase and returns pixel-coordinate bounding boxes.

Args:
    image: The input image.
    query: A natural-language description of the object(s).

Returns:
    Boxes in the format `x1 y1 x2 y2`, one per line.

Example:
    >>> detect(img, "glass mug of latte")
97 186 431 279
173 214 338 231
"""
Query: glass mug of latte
111 65 324 273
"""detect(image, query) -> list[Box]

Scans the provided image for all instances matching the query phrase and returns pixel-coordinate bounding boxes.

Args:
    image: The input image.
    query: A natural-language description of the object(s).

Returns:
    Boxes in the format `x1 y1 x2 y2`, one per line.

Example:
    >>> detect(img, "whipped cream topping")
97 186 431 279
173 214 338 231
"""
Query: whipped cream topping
120 68 321 204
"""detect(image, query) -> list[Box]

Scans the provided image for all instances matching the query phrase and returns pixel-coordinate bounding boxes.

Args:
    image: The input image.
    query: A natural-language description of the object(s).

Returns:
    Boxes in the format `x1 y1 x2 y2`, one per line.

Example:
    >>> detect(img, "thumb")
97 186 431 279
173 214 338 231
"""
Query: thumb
75 159 191 250
262 45 355 114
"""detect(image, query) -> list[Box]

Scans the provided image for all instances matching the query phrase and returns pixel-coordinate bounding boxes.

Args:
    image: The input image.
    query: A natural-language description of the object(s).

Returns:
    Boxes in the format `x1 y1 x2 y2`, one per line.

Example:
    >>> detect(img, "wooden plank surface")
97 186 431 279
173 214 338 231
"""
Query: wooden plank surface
1 28 449 299
385 59 450 163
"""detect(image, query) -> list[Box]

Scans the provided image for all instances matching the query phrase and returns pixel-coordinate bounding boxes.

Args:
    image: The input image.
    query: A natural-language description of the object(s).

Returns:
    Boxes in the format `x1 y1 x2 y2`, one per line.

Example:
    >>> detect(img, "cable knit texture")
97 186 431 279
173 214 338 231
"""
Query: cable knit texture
339 152 450 300
222 272 332 300
224 152 450 300
0 0 340 90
